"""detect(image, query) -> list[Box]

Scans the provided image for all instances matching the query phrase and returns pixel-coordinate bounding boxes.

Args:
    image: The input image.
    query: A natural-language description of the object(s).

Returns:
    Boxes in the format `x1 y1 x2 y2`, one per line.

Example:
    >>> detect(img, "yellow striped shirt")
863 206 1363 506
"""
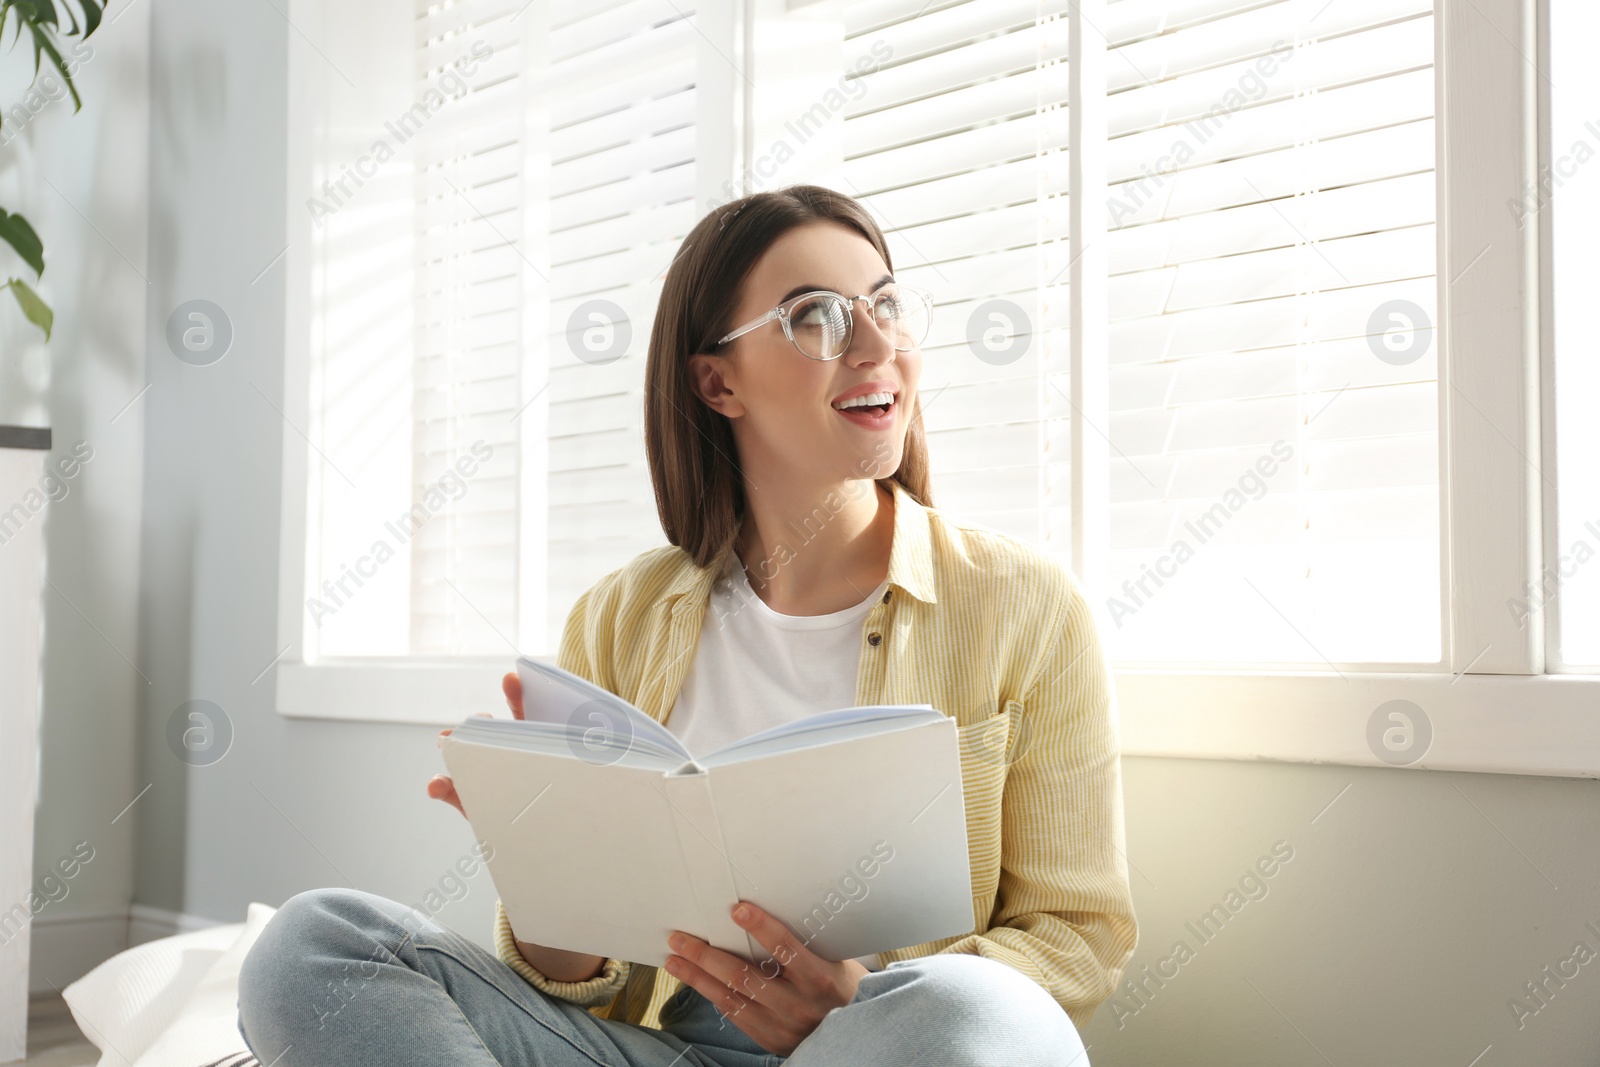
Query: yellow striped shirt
493 479 1138 1032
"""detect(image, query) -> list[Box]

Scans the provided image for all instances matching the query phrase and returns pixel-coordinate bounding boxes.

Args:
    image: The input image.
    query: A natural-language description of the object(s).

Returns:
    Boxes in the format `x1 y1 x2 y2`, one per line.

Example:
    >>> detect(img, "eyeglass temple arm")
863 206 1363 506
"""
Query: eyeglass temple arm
717 308 780 346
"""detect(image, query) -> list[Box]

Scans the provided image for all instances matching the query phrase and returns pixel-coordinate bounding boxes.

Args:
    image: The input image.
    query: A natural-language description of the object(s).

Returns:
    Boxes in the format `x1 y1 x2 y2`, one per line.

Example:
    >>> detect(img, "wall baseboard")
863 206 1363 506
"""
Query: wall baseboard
128 903 228 944
30 904 226 994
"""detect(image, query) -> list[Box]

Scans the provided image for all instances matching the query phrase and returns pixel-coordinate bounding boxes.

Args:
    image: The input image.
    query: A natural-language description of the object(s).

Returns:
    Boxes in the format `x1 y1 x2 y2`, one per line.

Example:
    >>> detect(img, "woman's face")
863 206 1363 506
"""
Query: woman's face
690 220 922 488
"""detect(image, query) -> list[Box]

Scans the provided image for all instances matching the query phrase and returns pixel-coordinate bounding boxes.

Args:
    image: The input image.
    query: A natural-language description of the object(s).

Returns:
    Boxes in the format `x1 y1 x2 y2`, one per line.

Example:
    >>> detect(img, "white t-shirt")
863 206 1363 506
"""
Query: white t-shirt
665 548 889 973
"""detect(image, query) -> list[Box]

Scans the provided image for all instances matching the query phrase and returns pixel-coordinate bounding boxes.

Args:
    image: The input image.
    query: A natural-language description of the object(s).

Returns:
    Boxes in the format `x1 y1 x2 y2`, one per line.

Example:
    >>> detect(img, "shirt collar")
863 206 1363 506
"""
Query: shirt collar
666 479 937 616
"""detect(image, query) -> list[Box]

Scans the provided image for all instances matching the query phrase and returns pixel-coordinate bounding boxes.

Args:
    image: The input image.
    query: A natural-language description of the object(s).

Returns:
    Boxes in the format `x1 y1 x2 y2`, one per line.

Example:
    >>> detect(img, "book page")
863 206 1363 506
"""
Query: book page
516 655 689 763
700 704 941 768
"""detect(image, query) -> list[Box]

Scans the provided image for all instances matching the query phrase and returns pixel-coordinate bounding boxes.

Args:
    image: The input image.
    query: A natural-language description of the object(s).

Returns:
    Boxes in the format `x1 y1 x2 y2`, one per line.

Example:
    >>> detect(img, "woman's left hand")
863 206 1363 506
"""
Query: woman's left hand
664 901 869 1056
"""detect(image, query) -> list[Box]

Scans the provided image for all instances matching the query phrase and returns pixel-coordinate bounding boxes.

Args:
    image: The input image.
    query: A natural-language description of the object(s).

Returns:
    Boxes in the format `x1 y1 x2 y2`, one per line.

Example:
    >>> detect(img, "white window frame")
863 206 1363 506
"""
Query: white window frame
275 0 1600 780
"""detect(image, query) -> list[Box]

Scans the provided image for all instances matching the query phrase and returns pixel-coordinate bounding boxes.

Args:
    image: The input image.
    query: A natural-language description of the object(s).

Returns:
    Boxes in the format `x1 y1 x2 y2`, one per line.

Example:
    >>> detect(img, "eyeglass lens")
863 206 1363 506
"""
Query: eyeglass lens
787 285 929 360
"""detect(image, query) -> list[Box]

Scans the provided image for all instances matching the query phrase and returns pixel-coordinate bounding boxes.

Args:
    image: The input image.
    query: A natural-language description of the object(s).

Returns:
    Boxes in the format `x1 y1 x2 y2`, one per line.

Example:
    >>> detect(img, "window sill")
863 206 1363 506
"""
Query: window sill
1115 670 1600 779
274 658 557 725
275 661 1600 778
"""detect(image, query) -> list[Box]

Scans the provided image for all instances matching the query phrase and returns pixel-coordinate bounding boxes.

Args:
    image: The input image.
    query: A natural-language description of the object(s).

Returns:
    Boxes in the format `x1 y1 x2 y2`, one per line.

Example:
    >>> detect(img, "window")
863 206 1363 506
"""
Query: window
1102 0 1439 667
1548 0 1600 670
280 0 1597 778
838 0 1443 669
282 0 693 684
290 0 532 664
535 1 698 647
840 2 1073 545
407 0 531 656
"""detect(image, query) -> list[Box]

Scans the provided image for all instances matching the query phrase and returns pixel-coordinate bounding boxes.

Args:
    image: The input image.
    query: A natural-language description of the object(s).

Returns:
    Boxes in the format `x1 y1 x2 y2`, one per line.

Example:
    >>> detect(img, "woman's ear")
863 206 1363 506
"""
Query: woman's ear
687 351 744 418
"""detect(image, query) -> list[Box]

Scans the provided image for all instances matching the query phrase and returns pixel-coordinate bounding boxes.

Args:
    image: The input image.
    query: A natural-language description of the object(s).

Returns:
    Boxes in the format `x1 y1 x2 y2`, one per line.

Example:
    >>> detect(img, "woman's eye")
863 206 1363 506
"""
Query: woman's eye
795 300 842 328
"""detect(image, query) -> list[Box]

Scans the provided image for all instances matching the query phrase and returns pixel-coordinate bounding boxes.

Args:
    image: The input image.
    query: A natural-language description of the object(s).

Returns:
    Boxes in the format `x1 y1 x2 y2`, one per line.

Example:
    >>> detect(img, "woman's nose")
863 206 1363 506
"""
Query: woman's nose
845 301 897 362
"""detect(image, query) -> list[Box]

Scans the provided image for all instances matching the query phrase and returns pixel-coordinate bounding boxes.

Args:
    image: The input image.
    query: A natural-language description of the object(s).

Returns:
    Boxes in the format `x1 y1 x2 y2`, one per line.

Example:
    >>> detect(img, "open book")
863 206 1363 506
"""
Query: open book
438 655 974 970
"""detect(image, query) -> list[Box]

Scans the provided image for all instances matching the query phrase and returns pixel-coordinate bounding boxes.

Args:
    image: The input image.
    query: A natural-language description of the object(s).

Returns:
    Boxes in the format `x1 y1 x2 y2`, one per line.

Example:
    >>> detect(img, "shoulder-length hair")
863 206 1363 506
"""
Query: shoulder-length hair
644 184 933 568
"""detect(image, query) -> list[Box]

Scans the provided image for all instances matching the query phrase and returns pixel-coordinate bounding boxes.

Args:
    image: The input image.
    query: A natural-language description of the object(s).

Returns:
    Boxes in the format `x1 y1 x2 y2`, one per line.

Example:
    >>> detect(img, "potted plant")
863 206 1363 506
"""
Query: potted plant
0 0 107 340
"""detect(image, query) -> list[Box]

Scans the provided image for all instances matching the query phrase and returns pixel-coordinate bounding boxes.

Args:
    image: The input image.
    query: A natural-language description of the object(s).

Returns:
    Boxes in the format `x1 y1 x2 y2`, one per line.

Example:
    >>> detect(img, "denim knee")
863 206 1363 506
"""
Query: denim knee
877 953 1077 1033
793 954 1087 1066
237 888 411 1042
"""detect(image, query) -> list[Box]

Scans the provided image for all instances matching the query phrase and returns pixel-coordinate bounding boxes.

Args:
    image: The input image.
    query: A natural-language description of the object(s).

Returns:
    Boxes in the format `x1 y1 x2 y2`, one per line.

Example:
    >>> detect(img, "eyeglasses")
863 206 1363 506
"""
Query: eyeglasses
715 281 933 361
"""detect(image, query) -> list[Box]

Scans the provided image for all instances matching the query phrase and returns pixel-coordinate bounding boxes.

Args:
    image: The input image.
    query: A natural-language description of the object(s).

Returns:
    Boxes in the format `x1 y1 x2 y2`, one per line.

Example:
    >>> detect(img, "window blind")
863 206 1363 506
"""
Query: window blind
841 0 1076 547
313 0 1440 671
410 0 531 655
1102 0 1440 665
308 0 696 660
538 0 696 644
305 0 525 660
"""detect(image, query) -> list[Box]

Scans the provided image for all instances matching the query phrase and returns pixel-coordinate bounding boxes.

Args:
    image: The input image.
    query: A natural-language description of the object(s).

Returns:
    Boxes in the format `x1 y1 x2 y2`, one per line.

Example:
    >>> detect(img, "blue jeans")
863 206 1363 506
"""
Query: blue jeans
237 888 1089 1066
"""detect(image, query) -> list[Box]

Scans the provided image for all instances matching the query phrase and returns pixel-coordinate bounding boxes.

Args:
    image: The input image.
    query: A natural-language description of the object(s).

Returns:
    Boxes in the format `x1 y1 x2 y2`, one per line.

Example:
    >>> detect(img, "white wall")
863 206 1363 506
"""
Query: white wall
1087 758 1600 1064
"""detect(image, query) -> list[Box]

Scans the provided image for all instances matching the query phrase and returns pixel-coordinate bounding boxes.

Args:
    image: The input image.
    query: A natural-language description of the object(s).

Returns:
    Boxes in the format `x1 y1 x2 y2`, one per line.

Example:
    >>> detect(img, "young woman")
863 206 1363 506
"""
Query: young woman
238 185 1137 1066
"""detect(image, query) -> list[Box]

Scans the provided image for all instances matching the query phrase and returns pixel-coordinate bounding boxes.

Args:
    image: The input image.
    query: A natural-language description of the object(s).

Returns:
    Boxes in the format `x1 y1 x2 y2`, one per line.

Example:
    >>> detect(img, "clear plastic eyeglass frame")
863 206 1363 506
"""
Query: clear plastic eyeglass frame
714 282 933 361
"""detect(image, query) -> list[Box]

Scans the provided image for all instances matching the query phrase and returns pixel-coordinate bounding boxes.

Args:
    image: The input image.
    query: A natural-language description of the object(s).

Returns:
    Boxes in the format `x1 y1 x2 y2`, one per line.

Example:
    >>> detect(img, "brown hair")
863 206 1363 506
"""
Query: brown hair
643 184 933 567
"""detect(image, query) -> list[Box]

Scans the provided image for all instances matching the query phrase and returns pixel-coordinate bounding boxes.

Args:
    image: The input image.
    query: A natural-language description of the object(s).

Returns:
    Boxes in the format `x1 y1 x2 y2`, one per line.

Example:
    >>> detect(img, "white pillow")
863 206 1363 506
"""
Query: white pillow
61 920 244 1067
129 902 277 1067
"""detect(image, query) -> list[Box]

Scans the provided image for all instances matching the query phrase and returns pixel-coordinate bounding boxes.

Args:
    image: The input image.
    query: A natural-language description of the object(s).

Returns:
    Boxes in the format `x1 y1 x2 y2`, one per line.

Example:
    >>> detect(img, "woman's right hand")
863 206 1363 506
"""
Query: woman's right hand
427 671 526 817
427 671 609 984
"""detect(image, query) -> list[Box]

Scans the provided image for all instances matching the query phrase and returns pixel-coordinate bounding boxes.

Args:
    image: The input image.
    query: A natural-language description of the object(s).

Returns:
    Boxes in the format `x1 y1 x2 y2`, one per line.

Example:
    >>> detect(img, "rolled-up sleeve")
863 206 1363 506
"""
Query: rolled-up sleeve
493 897 632 1007
933 576 1139 1031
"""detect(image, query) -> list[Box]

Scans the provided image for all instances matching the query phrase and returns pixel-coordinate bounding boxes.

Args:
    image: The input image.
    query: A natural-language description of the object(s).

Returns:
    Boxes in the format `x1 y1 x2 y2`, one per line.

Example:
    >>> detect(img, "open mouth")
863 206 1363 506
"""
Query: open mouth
831 391 897 423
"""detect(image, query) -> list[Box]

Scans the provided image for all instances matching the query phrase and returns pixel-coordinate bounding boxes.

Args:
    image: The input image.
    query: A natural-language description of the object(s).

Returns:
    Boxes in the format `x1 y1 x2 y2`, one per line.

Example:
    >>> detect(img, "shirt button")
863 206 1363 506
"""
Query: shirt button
881 589 891 603
867 632 882 646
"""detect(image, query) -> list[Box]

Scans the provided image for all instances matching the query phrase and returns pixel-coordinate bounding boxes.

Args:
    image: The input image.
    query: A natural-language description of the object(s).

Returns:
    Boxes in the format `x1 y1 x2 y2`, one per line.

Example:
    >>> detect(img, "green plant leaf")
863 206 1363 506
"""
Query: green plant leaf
27 21 79 110
0 1 102 134
0 208 45 276
78 0 102 37
0 0 106 341
6 277 53 340
0 2 18 52
3 0 54 41
60 0 103 36
21 0 56 30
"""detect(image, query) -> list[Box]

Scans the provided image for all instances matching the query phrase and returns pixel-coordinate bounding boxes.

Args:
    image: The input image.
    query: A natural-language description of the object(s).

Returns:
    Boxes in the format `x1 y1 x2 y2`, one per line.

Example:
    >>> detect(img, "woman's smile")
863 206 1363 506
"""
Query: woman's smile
830 379 901 430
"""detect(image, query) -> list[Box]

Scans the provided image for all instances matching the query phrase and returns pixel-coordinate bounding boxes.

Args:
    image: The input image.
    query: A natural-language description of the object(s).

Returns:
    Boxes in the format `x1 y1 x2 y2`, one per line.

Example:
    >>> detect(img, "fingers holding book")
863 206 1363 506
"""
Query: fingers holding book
662 901 869 1056
428 674 523 818
501 670 526 719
